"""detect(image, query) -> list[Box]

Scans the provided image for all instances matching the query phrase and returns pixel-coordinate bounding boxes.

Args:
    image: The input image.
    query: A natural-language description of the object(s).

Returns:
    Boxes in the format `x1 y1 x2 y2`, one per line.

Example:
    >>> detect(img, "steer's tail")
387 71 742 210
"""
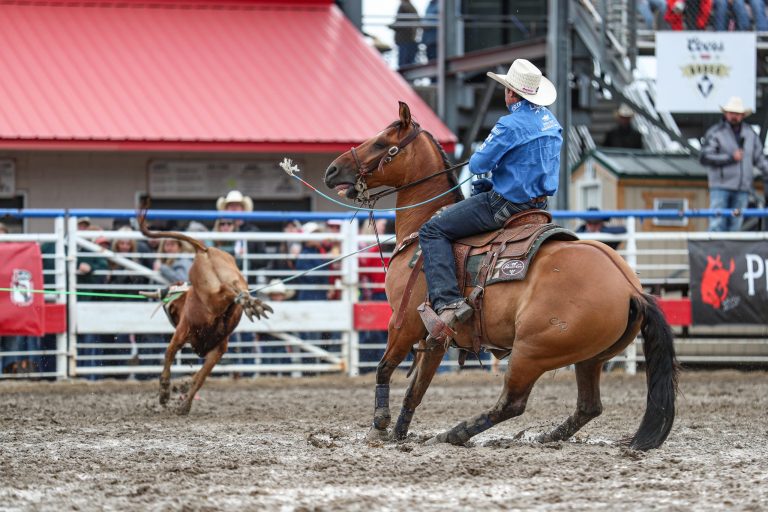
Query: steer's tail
627 293 679 450
137 201 208 253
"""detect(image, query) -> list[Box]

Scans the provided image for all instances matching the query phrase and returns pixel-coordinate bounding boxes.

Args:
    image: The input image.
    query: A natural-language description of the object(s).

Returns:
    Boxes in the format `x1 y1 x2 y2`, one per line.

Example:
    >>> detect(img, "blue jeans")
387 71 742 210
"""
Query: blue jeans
712 0 753 30
751 0 768 30
709 188 750 232
419 191 547 311
637 0 666 29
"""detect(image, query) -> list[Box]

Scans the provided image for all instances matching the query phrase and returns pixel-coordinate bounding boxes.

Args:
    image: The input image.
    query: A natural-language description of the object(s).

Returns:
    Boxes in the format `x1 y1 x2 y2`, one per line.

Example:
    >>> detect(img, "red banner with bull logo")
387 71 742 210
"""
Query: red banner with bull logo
688 240 768 325
0 243 45 335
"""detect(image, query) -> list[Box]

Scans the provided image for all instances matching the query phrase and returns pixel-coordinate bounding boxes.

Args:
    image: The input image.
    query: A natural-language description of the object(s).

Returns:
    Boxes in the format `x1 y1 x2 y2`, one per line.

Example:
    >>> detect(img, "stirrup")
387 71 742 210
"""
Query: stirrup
417 302 457 342
440 299 474 324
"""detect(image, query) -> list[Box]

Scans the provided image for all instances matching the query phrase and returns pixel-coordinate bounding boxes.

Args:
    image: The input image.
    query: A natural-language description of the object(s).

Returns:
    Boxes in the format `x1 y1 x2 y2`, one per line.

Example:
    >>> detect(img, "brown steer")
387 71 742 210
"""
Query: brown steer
138 210 272 415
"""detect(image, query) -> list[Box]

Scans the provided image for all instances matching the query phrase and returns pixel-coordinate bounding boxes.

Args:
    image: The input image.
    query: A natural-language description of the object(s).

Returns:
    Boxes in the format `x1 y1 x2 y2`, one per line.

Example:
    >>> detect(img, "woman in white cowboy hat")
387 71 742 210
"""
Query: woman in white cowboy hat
417 58 563 339
700 96 768 232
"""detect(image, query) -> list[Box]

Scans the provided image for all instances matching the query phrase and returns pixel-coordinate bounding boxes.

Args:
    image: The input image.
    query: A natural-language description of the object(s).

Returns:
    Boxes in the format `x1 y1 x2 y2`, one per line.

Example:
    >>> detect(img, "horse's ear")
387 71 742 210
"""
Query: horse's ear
398 101 412 127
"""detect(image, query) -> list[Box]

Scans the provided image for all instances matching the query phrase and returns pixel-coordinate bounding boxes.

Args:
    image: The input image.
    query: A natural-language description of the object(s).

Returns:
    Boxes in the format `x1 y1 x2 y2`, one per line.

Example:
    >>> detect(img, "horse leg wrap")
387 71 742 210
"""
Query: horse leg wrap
393 407 415 440
373 384 391 430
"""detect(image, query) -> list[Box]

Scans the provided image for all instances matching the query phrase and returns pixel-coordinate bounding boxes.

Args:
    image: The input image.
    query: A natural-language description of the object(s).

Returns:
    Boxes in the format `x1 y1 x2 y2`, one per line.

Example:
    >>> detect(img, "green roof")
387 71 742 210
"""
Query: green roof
577 149 707 180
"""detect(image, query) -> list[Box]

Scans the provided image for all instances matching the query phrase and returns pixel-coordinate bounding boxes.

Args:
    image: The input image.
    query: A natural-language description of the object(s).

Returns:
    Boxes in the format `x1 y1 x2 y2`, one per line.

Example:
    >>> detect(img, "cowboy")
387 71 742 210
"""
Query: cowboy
418 59 562 340
215 189 267 271
700 96 768 232
602 103 643 149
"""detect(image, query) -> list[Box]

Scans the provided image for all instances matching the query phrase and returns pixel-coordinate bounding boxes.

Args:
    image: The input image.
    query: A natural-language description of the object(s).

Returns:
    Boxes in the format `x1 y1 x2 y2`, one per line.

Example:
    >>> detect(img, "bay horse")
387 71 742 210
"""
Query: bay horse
324 102 679 450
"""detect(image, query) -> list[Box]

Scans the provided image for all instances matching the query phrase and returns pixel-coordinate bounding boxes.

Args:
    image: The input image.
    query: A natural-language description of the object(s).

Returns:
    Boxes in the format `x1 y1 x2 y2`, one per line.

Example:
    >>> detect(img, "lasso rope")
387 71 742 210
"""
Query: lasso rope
0 287 148 299
250 236 395 294
278 158 470 212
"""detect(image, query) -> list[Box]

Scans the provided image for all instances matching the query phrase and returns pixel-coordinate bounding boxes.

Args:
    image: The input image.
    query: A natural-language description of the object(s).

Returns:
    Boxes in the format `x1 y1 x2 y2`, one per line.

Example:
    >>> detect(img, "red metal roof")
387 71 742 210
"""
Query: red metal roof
0 0 456 152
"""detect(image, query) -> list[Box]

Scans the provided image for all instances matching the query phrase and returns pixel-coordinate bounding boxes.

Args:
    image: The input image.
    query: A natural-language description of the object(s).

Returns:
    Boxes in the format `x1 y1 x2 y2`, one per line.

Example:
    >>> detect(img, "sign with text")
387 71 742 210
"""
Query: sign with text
656 31 756 113
688 240 768 325
148 160 303 198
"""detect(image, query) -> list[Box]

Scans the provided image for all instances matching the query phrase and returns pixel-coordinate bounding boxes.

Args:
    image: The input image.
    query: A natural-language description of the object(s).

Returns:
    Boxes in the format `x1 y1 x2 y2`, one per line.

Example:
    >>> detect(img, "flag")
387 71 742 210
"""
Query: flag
0 243 45 336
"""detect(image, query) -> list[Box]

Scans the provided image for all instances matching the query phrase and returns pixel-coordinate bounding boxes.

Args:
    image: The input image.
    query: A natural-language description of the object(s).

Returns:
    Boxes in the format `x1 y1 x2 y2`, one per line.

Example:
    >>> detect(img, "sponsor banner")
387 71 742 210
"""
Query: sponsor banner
656 32 756 113
0 243 45 335
688 240 768 325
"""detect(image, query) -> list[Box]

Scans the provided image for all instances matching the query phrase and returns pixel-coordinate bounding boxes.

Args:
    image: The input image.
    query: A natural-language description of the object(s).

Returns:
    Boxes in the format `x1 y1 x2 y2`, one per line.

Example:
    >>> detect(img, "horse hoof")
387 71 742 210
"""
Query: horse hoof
366 427 389 442
424 433 447 446
176 403 191 416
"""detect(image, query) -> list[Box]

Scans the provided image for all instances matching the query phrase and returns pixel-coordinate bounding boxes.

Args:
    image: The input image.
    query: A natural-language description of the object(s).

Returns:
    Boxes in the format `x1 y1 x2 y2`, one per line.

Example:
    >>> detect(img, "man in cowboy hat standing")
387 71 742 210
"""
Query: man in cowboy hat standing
603 103 644 149
418 59 562 340
700 96 768 232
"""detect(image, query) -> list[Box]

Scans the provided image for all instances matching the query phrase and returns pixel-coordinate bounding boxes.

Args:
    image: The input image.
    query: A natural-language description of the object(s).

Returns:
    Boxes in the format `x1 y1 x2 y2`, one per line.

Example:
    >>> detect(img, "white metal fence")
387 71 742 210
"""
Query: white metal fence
1 210 767 380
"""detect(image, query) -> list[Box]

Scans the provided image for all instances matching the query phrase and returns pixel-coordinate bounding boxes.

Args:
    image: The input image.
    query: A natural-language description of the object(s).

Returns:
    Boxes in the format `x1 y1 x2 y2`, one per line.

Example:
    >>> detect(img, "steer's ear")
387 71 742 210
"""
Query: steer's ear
398 101 412 128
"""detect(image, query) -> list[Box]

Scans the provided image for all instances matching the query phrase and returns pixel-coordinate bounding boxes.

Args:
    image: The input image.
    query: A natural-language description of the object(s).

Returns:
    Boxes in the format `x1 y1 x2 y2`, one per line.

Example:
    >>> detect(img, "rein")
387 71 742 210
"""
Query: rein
348 123 468 209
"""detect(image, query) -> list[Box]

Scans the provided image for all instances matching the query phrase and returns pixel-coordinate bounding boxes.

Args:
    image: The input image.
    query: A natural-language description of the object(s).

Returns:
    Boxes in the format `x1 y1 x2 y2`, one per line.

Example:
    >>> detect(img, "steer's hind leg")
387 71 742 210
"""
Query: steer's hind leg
177 339 228 416
536 358 603 443
159 330 187 406
235 291 273 321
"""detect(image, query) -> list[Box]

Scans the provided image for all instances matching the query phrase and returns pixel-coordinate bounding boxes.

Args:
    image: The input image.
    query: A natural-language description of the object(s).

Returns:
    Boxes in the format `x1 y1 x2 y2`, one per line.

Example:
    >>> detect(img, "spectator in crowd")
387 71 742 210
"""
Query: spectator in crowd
266 220 302 278
0 221 8 234
154 238 193 283
637 0 667 29
422 0 438 61
324 220 343 301
576 207 628 250
358 219 392 373
216 190 267 279
602 104 644 149
390 0 420 67
294 222 328 302
294 222 335 357
700 96 768 232
105 226 147 378
710 0 767 30
257 279 295 376
75 224 109 380
208 218 244 266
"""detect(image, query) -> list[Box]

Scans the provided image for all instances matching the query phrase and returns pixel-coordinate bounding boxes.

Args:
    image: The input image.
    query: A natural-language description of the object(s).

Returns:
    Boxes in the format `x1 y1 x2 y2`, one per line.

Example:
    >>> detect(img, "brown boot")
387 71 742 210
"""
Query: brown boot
437 299 474 328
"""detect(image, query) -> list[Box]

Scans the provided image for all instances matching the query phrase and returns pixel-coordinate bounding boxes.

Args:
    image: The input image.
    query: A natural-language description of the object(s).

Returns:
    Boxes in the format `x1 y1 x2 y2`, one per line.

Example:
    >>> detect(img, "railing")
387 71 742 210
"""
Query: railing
1 208 767 380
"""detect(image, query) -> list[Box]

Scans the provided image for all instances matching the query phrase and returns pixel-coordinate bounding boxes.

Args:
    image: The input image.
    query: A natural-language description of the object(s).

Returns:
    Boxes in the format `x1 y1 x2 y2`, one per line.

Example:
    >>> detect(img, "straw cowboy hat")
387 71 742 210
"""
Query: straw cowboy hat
487 59 557 106
216 190 253 211
263 278 294 299
720 96 751 116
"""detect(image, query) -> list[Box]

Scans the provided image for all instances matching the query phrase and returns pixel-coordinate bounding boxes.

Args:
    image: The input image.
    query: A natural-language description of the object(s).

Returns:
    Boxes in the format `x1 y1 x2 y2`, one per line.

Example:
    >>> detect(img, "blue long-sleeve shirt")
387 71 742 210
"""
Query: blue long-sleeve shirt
469 99 563 203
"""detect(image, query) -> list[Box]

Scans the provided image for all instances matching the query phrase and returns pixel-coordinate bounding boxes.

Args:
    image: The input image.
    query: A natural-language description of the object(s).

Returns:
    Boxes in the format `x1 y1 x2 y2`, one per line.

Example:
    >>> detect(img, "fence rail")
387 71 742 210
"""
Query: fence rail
1 208 767 380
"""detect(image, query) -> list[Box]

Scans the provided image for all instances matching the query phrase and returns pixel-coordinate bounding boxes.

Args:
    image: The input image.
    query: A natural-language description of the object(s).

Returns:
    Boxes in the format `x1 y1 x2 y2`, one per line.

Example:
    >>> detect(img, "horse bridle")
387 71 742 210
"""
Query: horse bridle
349 123 423 201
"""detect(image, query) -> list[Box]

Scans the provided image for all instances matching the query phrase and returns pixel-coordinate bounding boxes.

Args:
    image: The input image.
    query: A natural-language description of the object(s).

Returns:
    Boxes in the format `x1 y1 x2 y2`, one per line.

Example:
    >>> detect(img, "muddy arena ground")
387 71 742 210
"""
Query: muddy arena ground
1 369 766 511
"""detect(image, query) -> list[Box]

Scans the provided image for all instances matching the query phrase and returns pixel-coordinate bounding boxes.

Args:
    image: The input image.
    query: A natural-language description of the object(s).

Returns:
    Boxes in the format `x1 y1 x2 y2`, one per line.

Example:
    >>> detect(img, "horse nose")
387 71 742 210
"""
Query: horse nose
324 164 339 187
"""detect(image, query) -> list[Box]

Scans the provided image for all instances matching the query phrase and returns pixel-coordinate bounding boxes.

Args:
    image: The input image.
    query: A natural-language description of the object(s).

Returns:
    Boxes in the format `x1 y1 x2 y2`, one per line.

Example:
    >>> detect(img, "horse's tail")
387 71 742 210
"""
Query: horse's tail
627 293 680 451
137 201 208 254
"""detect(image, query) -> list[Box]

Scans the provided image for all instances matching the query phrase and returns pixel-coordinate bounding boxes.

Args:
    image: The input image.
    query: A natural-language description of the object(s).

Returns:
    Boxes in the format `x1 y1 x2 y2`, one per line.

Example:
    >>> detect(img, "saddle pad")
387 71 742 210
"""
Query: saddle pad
465 228 578 286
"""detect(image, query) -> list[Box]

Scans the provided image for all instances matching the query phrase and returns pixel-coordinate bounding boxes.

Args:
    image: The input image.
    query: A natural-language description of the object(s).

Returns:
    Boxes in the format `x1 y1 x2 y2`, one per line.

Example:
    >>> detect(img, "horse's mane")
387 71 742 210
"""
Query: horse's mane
424 130 464 203
392 119 464 203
